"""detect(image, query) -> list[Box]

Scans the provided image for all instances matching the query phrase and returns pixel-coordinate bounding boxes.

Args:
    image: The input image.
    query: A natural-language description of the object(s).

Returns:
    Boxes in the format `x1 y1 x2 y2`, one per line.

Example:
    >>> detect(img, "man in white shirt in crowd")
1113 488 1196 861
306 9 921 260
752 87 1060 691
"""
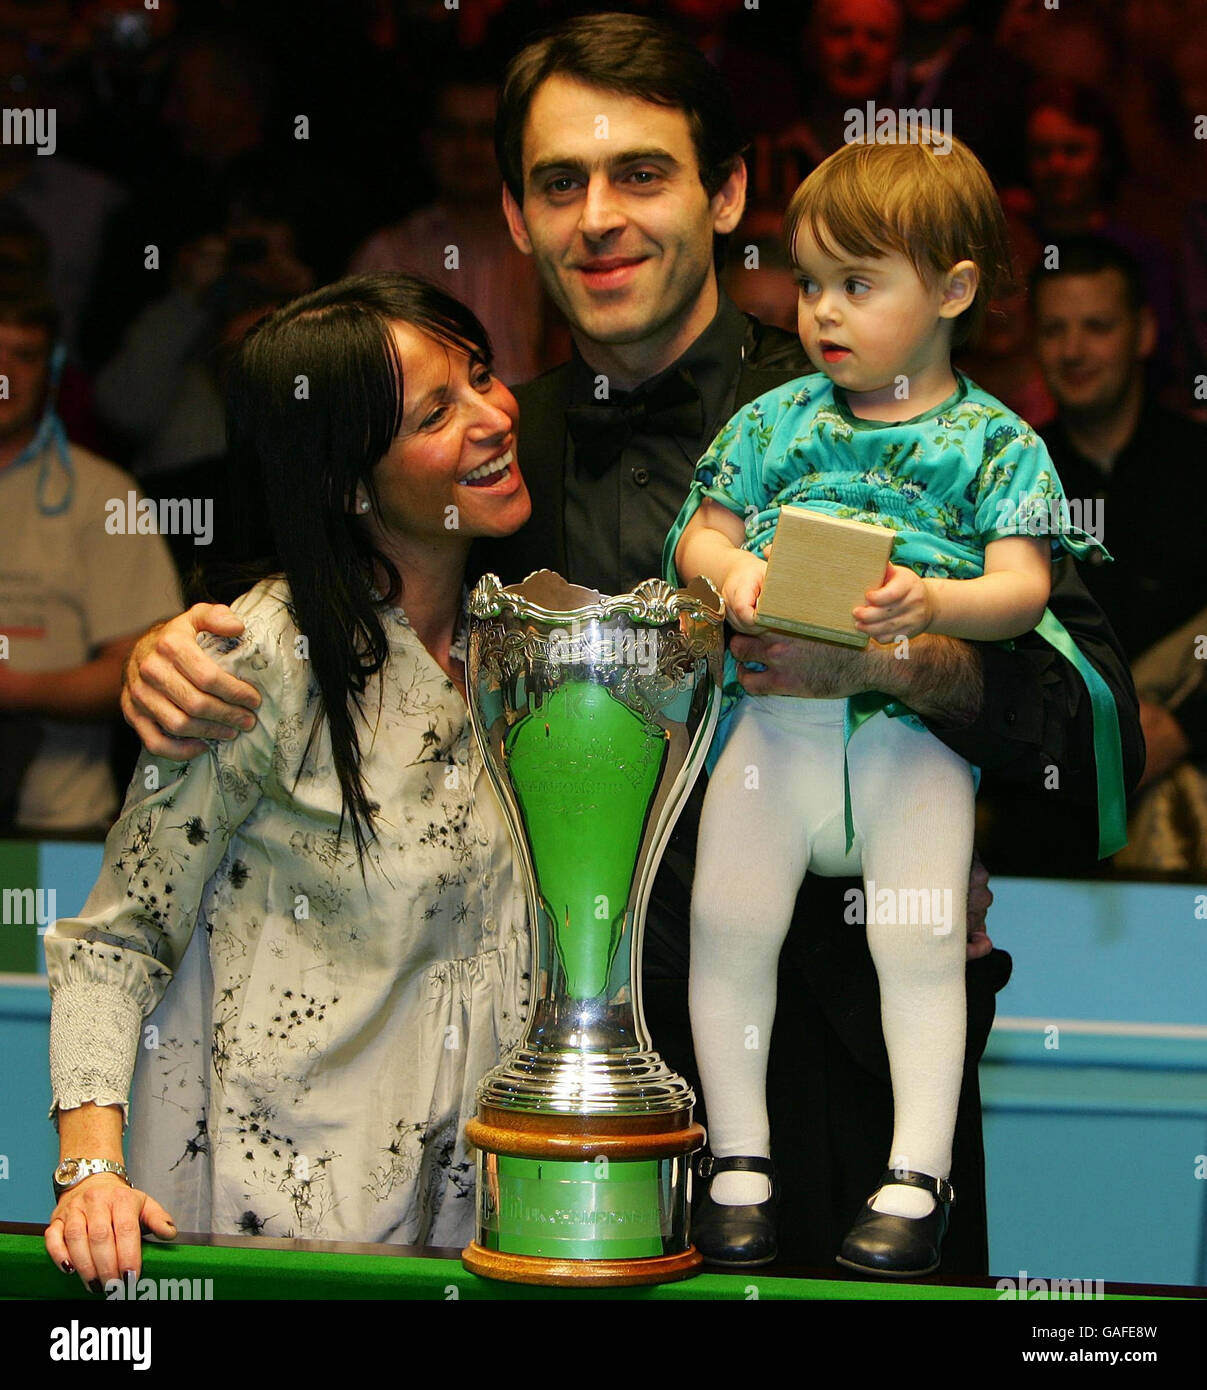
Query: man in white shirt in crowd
0 291 180 832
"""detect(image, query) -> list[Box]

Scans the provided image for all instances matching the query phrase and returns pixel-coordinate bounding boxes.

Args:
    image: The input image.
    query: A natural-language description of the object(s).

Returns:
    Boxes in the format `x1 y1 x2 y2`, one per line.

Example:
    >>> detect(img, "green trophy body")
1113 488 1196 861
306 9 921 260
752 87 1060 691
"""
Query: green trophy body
506 680 666 1001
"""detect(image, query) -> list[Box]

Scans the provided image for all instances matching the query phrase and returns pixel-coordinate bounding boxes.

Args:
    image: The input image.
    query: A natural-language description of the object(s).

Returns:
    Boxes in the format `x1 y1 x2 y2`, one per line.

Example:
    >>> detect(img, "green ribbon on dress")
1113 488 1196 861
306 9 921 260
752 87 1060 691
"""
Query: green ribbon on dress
841 690 896 854
839 611 1128 860
1032 608 1128 858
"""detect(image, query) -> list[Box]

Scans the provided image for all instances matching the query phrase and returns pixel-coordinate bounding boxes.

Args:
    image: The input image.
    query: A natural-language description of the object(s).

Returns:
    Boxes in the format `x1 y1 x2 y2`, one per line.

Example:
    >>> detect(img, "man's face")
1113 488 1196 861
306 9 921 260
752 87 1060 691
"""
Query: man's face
426 84 499 205
1033 269 1153 417
814 0 901 102
1027 107 1103 216
0 322 51 444
502 76 743 355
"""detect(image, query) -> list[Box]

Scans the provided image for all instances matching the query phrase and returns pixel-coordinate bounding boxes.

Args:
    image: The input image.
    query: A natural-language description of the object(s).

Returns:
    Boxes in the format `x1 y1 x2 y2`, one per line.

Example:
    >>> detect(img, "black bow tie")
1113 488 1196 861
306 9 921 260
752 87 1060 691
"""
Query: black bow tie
565 368 704 475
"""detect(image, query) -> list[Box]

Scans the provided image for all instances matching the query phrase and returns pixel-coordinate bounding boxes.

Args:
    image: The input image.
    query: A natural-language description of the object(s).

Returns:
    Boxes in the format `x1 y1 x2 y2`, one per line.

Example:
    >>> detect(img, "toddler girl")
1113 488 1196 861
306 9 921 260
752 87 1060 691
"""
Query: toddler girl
664 135 1123 1274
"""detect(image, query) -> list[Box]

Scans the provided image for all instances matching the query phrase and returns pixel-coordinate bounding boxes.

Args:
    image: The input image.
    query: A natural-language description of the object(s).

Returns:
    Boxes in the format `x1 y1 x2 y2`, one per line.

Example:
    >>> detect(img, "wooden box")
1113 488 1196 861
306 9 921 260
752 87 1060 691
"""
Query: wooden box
755 506 897 647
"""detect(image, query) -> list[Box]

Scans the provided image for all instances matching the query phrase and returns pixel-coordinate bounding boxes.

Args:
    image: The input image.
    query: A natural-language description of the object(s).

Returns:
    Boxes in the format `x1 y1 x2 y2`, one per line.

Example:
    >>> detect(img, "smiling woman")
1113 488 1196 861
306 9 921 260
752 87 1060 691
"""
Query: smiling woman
42 275 535 1290
229 276 531 841
361 318 527 576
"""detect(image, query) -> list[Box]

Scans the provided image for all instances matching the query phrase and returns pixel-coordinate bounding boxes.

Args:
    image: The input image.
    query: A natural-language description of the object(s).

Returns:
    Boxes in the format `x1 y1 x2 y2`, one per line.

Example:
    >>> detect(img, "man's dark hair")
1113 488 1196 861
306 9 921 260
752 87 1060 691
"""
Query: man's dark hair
495 11 745 203
1029 235 1146 314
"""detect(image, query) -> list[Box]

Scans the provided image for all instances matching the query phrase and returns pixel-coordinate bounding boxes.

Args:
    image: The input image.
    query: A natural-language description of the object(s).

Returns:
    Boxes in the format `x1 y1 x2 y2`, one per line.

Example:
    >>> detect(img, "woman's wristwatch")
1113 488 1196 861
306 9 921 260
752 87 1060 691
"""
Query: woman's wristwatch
52 1158 130 1199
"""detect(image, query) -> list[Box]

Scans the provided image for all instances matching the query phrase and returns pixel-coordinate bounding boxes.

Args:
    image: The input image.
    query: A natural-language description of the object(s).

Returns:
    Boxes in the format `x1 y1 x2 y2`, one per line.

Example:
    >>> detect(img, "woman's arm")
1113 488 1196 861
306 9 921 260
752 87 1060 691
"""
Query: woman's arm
854 537 1051 642
45 588 290 1287
676 501 767 634
44 733 243 1294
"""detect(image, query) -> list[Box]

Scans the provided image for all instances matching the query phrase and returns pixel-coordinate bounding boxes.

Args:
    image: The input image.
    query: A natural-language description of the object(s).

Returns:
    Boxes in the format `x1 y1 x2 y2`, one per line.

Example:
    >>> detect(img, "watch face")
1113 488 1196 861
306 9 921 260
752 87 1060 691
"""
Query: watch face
55 1160 81 1185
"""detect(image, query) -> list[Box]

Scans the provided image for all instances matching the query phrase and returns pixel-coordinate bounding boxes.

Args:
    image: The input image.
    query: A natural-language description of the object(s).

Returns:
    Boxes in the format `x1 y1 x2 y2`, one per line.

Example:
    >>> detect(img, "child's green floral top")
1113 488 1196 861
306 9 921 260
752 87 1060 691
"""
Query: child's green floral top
662 371 1110 773
663 371 1103 588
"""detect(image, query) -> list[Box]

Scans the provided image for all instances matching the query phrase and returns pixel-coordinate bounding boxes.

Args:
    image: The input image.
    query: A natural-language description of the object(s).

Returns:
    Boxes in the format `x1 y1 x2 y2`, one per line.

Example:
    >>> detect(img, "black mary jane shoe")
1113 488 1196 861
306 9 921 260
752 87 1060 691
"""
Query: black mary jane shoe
836 1169 954 1278
691 1154 778 1267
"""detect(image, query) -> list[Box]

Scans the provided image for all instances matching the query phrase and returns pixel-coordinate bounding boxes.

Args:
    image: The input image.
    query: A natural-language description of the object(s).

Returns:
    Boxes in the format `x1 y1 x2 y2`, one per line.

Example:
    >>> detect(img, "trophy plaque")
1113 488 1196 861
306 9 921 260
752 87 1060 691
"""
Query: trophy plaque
462 571 724 1287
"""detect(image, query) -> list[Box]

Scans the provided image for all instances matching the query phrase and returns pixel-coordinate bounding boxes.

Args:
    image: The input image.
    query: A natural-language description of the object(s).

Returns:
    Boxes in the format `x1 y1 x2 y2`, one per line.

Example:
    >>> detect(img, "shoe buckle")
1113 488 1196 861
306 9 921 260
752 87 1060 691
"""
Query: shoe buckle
697 1154 715 1179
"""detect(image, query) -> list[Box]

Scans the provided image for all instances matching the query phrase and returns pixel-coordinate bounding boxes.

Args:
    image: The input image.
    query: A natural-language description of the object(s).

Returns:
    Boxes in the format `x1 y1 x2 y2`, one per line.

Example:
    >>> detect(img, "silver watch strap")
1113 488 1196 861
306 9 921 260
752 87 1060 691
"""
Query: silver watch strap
54 1157 130 1195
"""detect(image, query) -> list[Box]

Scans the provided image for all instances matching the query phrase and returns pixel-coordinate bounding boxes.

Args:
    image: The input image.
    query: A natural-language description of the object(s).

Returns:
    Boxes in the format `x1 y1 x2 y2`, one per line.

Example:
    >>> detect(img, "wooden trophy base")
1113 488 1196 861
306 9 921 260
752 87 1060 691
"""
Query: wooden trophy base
461 1242 702 1288
462 1106 705 1287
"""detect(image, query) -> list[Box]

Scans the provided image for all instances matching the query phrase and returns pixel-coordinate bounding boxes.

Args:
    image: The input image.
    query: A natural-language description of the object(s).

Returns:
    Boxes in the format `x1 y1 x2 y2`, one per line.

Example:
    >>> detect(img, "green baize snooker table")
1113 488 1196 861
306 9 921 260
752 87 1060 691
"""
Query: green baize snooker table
0 1224 1186 1301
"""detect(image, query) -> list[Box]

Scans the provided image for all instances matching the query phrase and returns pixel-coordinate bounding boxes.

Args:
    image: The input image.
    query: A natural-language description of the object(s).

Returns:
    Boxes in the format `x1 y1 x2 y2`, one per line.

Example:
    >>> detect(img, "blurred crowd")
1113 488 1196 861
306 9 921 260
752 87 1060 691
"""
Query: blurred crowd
1 0 1205 874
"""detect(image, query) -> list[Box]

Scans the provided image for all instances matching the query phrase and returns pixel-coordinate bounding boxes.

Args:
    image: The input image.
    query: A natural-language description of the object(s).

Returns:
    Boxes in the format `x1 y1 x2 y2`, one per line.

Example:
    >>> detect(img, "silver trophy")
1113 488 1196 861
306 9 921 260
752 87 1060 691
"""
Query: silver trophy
461 570 723 1286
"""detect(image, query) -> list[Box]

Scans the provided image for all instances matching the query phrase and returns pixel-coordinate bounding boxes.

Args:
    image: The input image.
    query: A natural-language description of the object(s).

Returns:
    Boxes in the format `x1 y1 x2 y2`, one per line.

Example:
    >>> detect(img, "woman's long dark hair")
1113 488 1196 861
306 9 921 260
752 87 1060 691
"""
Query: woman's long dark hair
225 273 492 859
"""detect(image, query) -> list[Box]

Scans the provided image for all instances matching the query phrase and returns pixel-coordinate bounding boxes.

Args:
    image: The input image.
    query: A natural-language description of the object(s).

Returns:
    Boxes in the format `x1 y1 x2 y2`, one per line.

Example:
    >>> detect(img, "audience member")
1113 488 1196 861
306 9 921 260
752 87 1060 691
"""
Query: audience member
93 170 315 478
1031 240 1199 645
1032 238 1206 787
752 0 901 209
0 50 126 360
0 290 179 833
348 62 548 384
1009 81 1179 380
975 236 1207 875
78 25 280 370
0 206 102 450
890 0 1030 187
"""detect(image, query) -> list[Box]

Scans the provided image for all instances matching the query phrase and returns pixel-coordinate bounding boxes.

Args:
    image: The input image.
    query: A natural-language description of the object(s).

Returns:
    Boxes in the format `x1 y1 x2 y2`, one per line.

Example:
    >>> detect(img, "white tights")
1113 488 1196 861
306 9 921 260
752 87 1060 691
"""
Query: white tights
690 696 975 1217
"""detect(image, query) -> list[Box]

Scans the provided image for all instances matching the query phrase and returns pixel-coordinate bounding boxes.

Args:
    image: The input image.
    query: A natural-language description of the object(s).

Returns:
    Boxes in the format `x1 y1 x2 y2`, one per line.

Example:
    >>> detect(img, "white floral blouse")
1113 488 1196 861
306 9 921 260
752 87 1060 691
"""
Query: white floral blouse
45 577 530 1247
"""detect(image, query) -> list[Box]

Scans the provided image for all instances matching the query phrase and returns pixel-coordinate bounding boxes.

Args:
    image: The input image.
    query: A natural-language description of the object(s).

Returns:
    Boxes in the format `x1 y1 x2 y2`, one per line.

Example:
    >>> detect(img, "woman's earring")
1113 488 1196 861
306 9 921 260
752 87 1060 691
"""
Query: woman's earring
359 498 371 513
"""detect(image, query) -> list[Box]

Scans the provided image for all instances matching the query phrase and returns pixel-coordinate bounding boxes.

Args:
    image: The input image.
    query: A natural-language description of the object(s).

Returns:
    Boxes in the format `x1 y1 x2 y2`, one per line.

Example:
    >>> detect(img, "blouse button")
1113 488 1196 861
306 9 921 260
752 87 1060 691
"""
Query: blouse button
483 916 496 932
632 467 651 487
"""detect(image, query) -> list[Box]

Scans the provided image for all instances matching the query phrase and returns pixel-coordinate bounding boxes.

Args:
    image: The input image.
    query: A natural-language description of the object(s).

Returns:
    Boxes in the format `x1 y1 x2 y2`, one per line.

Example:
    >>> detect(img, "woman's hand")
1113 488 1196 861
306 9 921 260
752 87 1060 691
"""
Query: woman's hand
853 562 934 641
721 553 769 635
121 604 259 758
45 1174 177 1293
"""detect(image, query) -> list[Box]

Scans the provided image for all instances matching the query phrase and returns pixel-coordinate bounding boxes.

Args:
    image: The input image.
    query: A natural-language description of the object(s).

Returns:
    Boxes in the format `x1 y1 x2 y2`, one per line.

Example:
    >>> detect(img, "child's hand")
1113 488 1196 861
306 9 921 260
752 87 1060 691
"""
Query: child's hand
722 553 768 635
853 562 934 640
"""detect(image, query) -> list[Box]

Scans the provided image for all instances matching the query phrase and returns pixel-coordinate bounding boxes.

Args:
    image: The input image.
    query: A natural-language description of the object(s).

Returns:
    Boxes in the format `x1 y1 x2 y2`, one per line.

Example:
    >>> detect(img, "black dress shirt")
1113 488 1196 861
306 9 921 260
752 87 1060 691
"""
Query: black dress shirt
562 293 752 595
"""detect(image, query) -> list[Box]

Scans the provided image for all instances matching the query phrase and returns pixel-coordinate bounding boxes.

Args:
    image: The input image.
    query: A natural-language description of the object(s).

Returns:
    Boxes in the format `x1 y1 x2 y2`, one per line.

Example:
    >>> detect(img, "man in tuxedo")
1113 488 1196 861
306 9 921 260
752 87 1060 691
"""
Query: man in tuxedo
480 12 1141 1273
123 13 1142 1274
